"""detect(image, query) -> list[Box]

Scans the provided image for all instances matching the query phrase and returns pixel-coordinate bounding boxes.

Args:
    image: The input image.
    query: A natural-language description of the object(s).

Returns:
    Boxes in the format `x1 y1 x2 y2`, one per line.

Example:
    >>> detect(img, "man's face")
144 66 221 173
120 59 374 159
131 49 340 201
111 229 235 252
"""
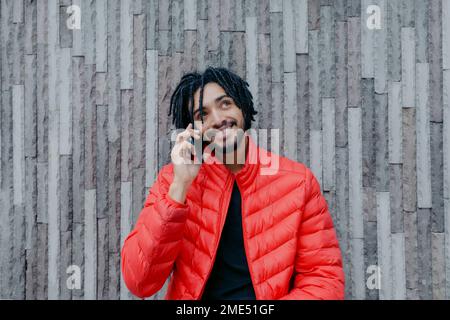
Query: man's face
192 82 245 154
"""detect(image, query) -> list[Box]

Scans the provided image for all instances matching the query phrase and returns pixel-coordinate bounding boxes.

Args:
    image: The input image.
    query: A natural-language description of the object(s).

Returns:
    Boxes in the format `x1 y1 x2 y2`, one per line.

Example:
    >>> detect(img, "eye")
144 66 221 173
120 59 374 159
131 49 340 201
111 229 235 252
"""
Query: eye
222 100 232 107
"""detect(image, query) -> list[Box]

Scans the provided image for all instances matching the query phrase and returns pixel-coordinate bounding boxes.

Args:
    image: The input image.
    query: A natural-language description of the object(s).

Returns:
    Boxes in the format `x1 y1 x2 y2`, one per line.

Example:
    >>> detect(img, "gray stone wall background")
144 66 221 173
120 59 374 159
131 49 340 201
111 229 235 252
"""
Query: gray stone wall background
0 0 449 300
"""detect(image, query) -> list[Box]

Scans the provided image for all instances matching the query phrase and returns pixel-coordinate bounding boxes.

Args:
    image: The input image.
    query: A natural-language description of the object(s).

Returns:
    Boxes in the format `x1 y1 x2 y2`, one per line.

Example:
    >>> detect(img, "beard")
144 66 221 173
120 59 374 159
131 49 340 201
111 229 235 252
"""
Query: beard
209 127 246 166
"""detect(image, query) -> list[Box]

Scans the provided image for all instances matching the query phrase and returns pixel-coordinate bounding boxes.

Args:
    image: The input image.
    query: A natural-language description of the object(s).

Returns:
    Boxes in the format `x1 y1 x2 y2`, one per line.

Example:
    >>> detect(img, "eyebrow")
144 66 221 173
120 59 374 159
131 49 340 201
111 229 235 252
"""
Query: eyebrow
193 94 229 117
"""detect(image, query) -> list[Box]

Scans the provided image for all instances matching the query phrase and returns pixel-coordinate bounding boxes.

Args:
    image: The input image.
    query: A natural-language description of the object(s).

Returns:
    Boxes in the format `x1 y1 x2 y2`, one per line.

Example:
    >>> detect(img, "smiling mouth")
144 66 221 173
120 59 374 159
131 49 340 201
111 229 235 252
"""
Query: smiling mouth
218 121 237 132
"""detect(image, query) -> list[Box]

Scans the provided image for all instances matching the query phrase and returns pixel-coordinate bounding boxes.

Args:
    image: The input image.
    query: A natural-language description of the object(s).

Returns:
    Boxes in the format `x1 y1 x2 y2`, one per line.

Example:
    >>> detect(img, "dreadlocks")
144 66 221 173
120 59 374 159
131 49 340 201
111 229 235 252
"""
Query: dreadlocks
168 66 257 130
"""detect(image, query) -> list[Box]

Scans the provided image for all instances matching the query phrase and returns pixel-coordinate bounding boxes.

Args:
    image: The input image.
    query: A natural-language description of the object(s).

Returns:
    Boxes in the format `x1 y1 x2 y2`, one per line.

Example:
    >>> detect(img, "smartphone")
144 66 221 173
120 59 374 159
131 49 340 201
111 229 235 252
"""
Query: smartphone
189 125 209 162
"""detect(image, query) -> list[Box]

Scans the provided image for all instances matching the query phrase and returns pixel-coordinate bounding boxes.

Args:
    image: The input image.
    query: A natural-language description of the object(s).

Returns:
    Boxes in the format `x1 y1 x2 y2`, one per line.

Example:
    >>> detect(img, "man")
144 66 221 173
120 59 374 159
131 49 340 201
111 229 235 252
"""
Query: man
121 67 345 300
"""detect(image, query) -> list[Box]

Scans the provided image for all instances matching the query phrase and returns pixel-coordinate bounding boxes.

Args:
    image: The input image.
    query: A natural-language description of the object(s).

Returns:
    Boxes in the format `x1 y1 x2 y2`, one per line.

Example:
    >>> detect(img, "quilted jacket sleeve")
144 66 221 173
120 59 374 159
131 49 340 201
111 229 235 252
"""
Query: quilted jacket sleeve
280 168 345 300
121 166 189 299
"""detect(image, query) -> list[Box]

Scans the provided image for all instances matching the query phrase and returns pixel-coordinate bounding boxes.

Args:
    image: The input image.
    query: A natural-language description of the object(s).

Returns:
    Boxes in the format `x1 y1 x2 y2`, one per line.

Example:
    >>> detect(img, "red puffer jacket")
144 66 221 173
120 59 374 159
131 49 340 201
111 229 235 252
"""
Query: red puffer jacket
121 136 345 300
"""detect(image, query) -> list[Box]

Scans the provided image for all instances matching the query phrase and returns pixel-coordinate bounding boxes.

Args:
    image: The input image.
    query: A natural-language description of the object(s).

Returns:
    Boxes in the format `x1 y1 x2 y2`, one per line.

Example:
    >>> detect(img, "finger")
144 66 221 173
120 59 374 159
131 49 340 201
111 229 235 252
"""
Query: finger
176 128 201 143
179 141 196 161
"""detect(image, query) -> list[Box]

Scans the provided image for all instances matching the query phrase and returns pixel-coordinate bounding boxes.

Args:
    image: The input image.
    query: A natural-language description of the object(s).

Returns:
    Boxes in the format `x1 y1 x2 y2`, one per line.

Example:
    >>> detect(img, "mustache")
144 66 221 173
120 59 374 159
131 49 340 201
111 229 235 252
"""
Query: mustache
215 120 237 130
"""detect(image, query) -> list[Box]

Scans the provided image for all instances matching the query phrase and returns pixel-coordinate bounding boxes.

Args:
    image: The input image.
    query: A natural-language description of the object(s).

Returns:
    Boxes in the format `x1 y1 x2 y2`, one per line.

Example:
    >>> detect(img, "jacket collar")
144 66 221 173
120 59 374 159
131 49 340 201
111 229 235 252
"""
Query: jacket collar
201 134 261 190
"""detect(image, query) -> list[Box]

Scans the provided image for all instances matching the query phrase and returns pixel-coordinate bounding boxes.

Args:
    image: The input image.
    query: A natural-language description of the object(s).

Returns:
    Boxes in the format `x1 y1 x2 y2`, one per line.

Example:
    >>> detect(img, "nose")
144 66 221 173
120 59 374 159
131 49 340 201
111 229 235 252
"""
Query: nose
209 108 226 129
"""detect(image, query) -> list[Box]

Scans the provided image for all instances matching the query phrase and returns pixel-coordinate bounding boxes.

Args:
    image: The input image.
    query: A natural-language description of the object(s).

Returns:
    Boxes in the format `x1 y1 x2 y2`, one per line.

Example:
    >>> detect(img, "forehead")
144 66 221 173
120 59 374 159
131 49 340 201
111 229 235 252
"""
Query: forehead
193 82 227 109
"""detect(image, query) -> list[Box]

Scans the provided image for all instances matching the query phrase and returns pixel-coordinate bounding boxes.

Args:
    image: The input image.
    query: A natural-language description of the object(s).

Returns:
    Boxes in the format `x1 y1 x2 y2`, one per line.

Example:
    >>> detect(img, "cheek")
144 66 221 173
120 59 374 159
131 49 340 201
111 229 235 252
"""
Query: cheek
233 109 245 126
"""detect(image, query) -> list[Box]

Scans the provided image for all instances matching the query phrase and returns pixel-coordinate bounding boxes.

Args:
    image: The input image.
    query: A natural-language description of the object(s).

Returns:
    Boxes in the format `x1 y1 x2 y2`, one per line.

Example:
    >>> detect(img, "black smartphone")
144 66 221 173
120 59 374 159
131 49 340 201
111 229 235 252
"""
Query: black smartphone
189 124 209 161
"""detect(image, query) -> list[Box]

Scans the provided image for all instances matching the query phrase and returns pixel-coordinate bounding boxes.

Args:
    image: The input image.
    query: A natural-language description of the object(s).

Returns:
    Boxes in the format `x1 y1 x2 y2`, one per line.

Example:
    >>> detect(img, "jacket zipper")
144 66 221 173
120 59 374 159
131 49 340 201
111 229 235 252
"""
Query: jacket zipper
236 179 259 300
198 174 234 299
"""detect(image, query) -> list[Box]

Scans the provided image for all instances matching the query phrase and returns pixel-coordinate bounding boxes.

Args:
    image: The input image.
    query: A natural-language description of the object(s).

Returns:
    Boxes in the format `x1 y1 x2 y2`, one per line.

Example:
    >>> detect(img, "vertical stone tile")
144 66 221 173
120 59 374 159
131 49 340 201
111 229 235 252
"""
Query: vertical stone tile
375 93 389 191
271 82 284 156
309 129 322 187
373 0 387 93
414 0 427 64
270 12 283 83
220 0 234 31
308 0 319 29
158 56 172 169
294 0 308 54
96 105 109 219
184 0 197 30
208 0 220 51
120 181 133 300
377 192 392 300
431 123 444 232
59 4 72 48
71 0 83 57
121 89 133 182
348 107 364 239
24 54 37 158
335 146 351 297
258 33 271 132
361 0 374 78
47 0 60 299
12 85 25 206
257 0 270 35
36 223 48 299
387 0 401 82
59 48 72 156
72 57 85 225
84 189 97 300
96 0 108 72
348 18 361 108
390 164 403 233
402 108 416 213
400 0 415 27
351 238 365 299
391 232 406 299
197 19 209 72
230 32 246 77
84 64 97 190
146 50 159 188
364 221 378 300
121 0 133 89
335 21 348 147
83 0 96 65
445 199 450 299
269 0 282 13
428 0 442 123
361 79 375 188
59 230 72 300
146 0 159 50
401 27 415 108
431 232 446 299
333 0 346 22
319 5 335 98
198 0 208 20
308 30 320 131
417 208 432 299
296 54 309 165
246 17 259 131
172 0 184 53
388 81 402 164
72 222 84 299
133 14 147 171
283 72 297 161
322 98 335 191
282 0 296 73
25 0 37 55
444 0 450 70
97 217 109 299
416 63 432 208
347 0 361 17
108 251 120 299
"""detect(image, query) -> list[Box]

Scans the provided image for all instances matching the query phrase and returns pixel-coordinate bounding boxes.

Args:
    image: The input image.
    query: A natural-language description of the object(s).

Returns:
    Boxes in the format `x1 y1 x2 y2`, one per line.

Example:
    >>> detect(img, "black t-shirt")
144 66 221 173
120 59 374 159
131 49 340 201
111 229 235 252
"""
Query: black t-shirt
201 181 256 300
